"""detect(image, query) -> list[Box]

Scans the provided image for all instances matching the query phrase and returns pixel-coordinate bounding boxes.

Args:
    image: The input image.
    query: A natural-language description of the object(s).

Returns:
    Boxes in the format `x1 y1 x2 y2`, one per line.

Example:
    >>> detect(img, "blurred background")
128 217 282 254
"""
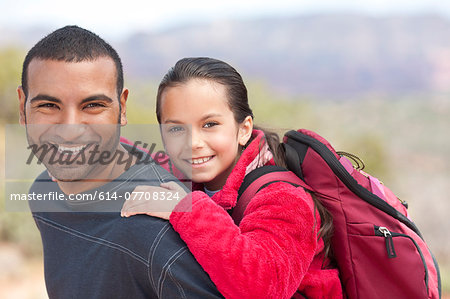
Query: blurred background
1 0 449 298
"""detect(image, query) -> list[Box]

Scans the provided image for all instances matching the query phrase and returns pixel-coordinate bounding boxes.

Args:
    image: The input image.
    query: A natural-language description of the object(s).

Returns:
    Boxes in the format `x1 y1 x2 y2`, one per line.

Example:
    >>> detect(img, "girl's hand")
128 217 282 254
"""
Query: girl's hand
121 181 188 220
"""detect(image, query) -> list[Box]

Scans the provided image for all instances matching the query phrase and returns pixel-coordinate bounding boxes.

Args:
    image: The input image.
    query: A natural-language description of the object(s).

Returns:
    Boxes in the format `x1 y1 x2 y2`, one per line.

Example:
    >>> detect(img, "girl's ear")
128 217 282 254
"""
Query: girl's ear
238 116 253 146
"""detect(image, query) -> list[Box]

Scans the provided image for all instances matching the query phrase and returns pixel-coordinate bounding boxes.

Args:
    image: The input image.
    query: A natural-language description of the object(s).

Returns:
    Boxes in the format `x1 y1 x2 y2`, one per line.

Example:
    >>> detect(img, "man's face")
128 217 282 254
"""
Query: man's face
18 57 128 182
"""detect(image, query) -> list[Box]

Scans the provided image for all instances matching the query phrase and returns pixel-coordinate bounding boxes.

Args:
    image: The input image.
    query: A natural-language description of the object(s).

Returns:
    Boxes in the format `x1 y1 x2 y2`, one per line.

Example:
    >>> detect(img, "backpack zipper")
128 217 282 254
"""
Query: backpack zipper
377 226 396 258
374 225 429 293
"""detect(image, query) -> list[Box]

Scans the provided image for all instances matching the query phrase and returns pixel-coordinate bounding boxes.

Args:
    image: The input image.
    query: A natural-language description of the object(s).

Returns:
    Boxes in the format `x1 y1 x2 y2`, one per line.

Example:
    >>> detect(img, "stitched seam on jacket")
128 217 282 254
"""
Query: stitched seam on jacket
34 214 148 265
158 247 188 298
150 163 164 184
109 166 144 192
168 267 187 299
62 166 157 207
148 223 171 290
108 165 157 193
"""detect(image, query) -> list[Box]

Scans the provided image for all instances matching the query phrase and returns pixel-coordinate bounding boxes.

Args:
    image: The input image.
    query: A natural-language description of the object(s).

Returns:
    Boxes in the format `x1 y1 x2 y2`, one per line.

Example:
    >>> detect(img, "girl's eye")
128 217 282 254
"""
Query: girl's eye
203 122 218 128
168 126 185 133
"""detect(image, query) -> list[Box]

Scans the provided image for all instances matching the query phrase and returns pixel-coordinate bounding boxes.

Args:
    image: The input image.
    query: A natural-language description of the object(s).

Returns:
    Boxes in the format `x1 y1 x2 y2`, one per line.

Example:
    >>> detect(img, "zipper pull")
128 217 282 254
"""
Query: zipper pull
378 226 397 258
398 197 409 209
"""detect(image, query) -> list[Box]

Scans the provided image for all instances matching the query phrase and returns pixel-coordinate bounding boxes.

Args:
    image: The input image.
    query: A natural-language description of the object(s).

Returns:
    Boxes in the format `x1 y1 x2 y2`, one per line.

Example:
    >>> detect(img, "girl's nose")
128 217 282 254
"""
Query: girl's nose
191 129 205 149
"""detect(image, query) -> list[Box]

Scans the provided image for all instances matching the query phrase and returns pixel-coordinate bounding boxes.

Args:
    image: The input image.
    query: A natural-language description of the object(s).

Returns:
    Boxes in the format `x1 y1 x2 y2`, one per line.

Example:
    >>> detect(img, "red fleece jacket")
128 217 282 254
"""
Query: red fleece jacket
169 130 342 298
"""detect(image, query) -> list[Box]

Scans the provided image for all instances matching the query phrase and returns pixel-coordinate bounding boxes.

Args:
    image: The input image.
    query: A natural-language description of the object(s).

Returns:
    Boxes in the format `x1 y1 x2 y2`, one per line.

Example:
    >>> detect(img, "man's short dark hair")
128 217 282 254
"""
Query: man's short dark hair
21 25 124 100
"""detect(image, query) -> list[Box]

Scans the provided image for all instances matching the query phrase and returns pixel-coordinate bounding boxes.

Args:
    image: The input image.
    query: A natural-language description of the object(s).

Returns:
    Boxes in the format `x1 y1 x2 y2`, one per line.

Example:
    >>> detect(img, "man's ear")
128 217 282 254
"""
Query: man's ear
17 86 26 125
238 115 253 146
119 88 129 126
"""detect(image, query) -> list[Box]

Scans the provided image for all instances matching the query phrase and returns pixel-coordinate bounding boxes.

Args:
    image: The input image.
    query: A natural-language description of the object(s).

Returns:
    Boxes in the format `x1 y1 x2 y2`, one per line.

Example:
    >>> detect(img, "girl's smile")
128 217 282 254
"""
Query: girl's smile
189 155 215 166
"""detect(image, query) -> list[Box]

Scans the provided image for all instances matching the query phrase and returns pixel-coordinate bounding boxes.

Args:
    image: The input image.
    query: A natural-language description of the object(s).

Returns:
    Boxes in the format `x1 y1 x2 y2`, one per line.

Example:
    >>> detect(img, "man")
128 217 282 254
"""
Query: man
18 25 222 298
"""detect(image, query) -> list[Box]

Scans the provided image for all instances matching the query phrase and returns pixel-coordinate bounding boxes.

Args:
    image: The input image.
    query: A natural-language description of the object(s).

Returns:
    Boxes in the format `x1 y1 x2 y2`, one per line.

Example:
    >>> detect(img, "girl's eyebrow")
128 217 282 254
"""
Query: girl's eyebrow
201 113 222 121
164 113 223 124
163 119 183 124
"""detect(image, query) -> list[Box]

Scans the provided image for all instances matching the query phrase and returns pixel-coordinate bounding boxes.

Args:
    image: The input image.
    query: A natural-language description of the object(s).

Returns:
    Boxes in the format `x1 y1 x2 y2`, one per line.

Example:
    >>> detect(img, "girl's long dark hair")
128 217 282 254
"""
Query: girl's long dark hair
156 57 334 262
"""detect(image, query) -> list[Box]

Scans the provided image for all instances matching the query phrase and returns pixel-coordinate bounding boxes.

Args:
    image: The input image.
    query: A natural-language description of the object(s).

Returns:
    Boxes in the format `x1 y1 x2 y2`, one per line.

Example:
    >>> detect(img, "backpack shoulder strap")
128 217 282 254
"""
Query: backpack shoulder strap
232 165 311 225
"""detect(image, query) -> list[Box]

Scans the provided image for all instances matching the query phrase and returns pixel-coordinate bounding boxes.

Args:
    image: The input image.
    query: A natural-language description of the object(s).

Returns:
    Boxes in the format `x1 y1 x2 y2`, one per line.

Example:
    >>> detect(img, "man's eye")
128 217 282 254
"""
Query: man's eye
85 103 105 109
37 103 58 109
203 122 218 128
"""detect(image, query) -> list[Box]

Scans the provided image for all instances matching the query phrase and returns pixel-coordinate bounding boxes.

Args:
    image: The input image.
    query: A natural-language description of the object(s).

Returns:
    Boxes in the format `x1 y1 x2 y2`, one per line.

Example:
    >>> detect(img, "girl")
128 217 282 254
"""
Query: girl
121 57 342 298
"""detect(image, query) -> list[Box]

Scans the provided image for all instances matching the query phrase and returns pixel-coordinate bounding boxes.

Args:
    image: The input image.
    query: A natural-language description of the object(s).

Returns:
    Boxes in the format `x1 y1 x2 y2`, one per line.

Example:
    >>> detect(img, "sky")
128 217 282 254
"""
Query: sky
1 0 450 40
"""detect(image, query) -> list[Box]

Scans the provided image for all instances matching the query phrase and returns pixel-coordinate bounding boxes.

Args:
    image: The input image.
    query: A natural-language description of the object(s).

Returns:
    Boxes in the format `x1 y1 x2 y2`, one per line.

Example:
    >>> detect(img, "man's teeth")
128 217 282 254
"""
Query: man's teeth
191 156 212 164
58 145 87 153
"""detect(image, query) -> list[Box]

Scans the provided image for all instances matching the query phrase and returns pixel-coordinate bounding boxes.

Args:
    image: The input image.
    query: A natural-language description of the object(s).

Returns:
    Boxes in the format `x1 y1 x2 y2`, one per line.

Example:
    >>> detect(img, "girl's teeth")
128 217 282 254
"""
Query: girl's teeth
191 156 212 164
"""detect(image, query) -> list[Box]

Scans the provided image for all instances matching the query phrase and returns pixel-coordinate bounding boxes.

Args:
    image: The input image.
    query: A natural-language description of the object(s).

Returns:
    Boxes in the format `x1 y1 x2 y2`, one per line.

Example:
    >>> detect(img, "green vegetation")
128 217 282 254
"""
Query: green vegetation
0 47 24 124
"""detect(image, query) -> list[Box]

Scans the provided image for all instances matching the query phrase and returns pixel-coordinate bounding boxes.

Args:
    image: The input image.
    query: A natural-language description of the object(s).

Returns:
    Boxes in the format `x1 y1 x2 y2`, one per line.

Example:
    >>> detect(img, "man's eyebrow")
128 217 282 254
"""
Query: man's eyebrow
29 94 114 105
29 94 60 104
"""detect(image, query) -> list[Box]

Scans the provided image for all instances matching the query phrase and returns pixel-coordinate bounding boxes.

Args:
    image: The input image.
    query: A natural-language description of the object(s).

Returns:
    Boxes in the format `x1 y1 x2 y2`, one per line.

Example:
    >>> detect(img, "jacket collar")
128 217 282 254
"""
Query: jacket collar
209 129 275 209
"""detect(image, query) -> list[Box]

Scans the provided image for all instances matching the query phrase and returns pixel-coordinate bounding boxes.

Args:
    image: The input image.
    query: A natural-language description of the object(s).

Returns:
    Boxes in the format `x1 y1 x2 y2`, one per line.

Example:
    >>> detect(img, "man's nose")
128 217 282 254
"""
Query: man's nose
53 124 87 143
58 107 84 125
53 108 87 142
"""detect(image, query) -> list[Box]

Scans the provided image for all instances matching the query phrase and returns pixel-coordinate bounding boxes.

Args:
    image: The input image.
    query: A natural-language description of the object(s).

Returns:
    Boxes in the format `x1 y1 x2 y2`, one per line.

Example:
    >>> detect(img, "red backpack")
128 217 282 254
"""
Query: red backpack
233 129 441 299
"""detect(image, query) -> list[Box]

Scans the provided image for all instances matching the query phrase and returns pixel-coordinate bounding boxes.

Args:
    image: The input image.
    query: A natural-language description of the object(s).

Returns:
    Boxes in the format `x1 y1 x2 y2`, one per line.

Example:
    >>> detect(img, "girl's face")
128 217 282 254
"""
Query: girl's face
159 79 252 190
